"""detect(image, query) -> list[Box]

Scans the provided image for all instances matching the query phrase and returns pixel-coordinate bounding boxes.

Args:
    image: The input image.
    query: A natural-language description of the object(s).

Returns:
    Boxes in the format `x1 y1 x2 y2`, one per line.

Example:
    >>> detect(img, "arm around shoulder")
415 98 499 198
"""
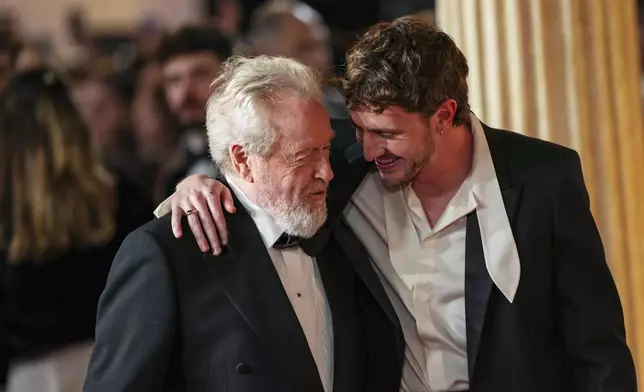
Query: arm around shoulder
554 151 636 391
84 228 178 392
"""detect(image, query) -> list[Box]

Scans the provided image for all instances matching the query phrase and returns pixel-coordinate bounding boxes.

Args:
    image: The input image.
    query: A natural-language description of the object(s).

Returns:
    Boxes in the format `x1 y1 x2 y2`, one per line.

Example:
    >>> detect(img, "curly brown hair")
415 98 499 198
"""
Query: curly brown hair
337 16 471 126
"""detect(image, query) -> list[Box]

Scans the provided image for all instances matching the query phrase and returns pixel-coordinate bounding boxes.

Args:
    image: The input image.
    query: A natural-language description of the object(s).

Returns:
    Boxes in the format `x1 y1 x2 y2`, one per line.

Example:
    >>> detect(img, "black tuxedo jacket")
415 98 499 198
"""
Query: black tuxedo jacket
326 119 637 392
83 193 404 392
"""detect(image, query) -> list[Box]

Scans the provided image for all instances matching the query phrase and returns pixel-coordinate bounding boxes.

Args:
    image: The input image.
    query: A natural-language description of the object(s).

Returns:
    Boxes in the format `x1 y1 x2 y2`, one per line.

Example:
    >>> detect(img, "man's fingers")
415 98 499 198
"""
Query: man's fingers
179 198 210 253
171 202 184 238
186 212 210 253
188 193 222 255
205 191 228 248
166 177 233 254
221 187 237 214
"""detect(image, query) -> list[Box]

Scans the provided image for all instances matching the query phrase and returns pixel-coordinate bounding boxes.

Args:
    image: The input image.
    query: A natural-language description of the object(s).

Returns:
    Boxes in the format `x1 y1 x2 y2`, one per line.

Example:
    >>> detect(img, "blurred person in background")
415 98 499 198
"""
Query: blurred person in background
14 47 46 72
71 69 156 198
207 0 242 38
72 71 133 160
0 68 153 392
130 17 166 72
156 25 232 198
0 44 17 91
65 7 96 65
130 62 180 202
0 21 21 92
115 17 166 89
228 0 379 68
130 64 176 158
243 1 346 119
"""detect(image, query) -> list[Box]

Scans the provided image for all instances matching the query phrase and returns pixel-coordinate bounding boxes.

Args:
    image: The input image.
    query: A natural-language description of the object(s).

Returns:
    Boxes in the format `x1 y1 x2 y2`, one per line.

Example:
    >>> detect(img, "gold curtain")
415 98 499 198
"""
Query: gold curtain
436 0 644 385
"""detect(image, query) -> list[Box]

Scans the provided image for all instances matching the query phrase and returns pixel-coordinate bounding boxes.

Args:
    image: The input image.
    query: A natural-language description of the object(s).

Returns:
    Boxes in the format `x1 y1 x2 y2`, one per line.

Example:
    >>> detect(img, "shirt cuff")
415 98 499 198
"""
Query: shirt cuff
153 195 173 218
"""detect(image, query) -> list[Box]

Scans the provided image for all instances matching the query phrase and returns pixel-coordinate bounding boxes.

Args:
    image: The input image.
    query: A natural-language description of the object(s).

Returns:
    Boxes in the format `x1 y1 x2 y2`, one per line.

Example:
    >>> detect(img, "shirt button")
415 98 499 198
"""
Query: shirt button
235 363 253 375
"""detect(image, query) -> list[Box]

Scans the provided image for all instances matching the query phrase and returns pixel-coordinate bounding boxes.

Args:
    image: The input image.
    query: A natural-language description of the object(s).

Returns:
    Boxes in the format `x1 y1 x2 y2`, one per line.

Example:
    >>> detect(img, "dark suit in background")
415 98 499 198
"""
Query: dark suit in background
83 189 404 392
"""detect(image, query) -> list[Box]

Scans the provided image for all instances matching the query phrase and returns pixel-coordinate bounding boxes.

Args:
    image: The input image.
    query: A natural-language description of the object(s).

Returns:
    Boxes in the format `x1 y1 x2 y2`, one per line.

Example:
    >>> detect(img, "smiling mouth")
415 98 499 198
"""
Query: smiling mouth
375 156 401 171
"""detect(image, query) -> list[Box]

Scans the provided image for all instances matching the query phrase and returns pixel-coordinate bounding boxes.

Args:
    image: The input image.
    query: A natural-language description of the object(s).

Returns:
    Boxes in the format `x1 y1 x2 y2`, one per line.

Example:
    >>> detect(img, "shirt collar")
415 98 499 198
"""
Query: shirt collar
403 178 478 240
225 175 284 249
400 113 521 303
469 115 499 203
467 114 521 302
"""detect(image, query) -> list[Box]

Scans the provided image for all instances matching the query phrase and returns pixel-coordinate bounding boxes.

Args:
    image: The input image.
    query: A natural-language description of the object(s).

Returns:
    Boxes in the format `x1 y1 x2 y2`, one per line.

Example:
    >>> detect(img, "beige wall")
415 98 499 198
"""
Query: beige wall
6 0 201 60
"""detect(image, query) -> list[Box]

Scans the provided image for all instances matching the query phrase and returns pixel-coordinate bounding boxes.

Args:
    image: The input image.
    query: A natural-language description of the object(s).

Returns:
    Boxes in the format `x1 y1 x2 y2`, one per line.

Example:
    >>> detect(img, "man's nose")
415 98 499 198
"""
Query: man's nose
362 132 383 162
316 154 334 183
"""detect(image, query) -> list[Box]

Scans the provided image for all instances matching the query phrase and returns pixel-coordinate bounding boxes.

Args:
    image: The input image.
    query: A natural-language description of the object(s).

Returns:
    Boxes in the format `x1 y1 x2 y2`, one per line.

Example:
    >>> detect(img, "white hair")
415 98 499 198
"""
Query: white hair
206 55 324 175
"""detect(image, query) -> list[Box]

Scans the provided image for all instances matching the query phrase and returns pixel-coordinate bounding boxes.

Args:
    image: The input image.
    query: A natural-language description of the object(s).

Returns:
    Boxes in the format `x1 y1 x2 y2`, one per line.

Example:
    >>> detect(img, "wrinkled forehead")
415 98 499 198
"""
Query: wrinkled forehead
271 97 334 151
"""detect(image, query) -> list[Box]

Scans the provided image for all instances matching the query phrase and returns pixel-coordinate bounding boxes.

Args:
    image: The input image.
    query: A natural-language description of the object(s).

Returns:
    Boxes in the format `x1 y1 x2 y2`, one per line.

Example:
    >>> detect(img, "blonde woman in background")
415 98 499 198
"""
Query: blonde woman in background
0 68 153 392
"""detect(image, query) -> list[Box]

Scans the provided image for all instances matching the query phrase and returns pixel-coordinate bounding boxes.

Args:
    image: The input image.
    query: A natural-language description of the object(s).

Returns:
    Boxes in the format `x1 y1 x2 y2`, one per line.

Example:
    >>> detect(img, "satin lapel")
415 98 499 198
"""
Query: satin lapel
466 125 523 380
332 217 401 331
202 198 324 392
315 240 362 392
464 211 492 380
501 186 522 229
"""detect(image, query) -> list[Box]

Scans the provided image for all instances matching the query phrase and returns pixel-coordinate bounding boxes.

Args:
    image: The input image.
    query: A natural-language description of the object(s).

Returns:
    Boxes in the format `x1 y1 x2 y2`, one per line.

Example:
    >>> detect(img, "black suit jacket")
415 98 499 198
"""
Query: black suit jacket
326 119 637 392
84 190 404 392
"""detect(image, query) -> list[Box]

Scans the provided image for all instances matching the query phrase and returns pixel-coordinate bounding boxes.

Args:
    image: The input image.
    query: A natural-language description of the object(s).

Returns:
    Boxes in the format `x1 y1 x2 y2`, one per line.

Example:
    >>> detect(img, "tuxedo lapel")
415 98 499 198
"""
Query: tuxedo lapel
485 126 523 228
315 240 362 392
465 125 523 379
464 211 492 379
202 200 324 392
333 217 401 331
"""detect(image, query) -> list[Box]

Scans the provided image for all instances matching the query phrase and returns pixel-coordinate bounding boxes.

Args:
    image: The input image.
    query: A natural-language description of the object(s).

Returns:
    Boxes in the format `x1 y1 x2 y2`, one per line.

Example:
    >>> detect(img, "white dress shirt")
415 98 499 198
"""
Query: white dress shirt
343 114 521 392
226 176 335 392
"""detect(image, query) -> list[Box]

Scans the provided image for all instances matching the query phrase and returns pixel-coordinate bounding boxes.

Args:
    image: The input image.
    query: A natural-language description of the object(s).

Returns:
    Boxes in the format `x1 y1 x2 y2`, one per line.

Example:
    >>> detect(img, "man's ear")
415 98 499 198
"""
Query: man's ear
435 99 457 126
230 144 253 182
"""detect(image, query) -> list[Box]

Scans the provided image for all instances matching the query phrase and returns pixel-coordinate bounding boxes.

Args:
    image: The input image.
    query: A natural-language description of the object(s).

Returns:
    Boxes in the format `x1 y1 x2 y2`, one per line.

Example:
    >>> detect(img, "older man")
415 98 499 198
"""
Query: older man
159 17 636 392
83 56 403 392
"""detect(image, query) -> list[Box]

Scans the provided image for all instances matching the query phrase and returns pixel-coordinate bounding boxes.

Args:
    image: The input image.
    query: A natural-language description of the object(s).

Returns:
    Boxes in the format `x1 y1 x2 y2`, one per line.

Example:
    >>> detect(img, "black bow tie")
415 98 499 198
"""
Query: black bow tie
273 233 301 249
272 226 330 256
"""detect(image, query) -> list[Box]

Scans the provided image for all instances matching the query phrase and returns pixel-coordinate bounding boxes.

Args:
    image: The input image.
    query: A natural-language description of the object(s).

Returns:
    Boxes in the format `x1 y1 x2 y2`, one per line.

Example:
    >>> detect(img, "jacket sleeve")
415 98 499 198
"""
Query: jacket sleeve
84 229 178 392
553 151 636 392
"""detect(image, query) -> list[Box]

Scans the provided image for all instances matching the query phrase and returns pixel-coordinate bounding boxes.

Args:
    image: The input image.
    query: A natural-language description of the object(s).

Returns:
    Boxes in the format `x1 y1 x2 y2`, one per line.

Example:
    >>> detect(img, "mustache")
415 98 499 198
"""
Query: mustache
306 181 329 194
